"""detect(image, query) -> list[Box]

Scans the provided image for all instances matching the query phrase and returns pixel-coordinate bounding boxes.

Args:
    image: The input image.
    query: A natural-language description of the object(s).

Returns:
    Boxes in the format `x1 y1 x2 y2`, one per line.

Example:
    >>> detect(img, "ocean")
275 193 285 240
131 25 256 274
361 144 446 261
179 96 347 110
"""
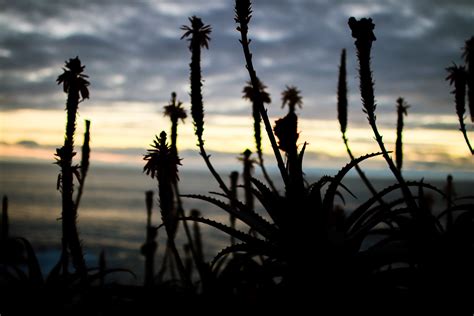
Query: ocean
0 160 472 284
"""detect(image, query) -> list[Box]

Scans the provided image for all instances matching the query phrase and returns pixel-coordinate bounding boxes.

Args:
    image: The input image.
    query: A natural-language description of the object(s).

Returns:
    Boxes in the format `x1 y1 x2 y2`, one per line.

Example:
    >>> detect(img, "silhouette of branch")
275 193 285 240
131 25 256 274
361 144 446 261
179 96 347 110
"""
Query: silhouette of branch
235 0 289 187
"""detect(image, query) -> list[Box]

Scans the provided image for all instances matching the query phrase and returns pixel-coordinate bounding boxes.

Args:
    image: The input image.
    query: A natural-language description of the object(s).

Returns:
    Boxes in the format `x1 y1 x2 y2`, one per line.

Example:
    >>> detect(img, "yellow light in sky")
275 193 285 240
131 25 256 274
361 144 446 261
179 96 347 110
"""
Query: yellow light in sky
1 105 472 171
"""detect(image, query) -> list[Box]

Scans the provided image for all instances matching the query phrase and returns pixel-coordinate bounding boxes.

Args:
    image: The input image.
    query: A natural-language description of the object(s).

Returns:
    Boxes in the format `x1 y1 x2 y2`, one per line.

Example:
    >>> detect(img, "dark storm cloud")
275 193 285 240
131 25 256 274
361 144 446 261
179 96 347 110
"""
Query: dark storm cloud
1 0 473 123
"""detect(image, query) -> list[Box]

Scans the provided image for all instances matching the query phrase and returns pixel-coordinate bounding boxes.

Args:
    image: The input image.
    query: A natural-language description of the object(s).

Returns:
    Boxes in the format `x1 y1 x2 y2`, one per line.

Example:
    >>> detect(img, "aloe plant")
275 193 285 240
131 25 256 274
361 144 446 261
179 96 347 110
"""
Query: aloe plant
338 49 382 202
164 92 187 154
141 190 157 287
348 17 417 211
395 97 409 171
181 17 232 198
235 0 289 187
144 131 189 286
446 64 473 154
242 79 277 191
463 36 474 123
274 86 304 193
55 56 89 277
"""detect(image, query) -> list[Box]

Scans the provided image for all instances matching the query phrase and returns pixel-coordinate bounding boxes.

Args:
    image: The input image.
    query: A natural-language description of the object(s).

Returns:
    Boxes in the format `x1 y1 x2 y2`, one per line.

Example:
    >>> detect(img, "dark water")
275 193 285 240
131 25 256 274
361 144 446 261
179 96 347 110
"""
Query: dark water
0 160 472 283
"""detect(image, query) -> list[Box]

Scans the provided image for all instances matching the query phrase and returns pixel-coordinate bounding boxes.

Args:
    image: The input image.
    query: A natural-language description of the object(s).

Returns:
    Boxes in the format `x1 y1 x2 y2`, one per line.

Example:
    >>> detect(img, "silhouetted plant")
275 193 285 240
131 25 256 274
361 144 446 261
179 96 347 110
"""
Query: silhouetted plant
242 79 276 191
4 2 474 313
338 49 348 136
141 190 157 287
164 92 187 154
281 85 302 114
181 17 231 197
235 0 289 187
444 174 455 230
181 17 210 142
75 119 91 210
55 56 89 277
446 63 473 154
239 149 255 210
229 171 239 247
337 49 381 201
463 36 474 123
348 17 416 210
395 97 409 171
274 86 304 193
162 91 202 282
143 131 189 286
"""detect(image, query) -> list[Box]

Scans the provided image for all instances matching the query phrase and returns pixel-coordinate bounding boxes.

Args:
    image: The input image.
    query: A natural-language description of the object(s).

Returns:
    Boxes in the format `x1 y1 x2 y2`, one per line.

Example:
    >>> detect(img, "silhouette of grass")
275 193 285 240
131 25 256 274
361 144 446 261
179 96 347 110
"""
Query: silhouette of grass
1 1 473 314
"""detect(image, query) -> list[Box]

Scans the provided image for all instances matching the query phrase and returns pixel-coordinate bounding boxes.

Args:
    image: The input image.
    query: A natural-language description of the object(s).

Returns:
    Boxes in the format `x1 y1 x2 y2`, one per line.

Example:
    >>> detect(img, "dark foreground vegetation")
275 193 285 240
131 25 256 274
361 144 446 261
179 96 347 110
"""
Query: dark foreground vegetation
1 1 473 315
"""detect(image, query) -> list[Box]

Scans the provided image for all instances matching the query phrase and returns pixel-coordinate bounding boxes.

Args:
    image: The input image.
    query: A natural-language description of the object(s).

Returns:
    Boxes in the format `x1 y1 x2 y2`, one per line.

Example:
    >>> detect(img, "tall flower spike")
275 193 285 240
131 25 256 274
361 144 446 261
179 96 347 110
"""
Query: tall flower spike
395 97 410 171
242 78 271 154
234 0 252 32
164 92 187 154
348 17 377 118
181 16 211 143
463 36 474 122
337 49 348 135
56 56 89 277
446 64 473 154
446 64 467 123
349 17 417 209
144 132 189 284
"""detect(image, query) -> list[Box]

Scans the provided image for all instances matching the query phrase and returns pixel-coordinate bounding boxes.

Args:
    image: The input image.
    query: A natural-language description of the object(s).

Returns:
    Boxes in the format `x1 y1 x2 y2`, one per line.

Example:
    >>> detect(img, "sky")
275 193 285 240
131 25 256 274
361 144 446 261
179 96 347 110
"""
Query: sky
0 0 473 176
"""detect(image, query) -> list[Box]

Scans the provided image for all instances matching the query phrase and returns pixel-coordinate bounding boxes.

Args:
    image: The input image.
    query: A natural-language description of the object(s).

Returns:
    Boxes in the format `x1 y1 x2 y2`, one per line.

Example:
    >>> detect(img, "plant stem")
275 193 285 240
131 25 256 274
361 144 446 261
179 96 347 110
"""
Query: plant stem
62 84 87 278
236 21 289 187
342 134 384 204
459 121 474 154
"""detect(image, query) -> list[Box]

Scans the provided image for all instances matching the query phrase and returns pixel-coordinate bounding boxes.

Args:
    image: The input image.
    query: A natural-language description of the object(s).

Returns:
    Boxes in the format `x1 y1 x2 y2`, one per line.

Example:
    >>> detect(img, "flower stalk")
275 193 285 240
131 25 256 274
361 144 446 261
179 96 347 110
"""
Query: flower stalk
395 97 409 171
348 17 417 210
235 0 289 187
338 49 382 202
143 131 190 286
181 16 231 196
446 64 473 154
242 79 277 191
55 56 89 277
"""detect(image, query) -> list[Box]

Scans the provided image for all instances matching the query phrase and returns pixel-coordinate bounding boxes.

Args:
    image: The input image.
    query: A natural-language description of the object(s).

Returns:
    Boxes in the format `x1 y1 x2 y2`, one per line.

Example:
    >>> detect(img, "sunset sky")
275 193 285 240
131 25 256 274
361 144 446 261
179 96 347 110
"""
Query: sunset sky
1 0 473 175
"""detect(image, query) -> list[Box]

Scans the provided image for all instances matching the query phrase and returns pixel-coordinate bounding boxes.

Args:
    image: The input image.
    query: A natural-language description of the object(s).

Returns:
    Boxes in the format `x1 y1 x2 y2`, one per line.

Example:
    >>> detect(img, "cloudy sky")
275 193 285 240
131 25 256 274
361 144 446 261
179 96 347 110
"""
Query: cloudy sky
0 0 473 174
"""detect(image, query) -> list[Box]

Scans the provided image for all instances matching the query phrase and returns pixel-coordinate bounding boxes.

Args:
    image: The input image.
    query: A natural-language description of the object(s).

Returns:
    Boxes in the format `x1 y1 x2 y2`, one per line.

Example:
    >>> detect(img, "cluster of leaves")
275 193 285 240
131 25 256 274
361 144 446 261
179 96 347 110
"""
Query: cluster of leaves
1 0 473 314
140 0 474 312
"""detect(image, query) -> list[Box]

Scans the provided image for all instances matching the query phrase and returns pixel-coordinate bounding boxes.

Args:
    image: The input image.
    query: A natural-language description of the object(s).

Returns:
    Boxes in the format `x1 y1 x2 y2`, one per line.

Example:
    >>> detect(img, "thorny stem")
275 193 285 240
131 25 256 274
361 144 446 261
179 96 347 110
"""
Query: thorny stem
184 16 231 196
235 4 289 188
62 81 87 278
349 17 417 211
446 64 473 155
338 49 383 204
